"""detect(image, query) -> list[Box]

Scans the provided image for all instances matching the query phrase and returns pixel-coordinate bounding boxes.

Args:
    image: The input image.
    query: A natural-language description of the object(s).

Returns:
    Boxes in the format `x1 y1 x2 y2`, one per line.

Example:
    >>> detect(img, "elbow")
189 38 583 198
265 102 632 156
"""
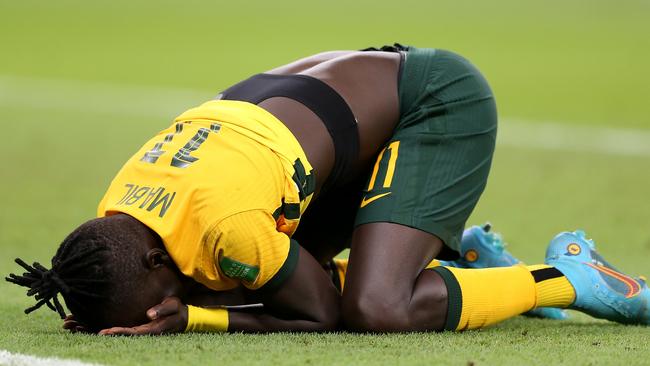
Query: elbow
317 307 340 332
308 312 339 332
308 297 341 332
305 287 341 332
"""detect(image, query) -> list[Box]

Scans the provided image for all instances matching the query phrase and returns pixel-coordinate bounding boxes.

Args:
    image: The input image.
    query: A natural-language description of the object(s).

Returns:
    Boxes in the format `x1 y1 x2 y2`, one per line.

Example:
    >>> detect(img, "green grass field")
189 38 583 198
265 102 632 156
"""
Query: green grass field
1 1 649 365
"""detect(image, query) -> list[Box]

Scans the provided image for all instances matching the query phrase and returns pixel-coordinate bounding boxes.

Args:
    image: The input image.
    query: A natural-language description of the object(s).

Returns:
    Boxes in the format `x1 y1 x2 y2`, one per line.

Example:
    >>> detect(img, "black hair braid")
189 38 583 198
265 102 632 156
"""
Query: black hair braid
7 258 69 318
5 245 110 319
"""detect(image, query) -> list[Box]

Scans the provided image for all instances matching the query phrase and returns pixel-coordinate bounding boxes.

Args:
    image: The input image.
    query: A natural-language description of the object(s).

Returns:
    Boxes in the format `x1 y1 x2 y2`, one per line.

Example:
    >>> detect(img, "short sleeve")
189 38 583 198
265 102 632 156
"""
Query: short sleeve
214 210 299 291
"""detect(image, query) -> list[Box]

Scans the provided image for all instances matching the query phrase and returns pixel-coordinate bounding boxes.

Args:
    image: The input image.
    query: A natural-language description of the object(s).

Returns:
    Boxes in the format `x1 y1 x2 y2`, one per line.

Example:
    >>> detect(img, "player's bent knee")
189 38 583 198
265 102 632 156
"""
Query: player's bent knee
341 269 450 332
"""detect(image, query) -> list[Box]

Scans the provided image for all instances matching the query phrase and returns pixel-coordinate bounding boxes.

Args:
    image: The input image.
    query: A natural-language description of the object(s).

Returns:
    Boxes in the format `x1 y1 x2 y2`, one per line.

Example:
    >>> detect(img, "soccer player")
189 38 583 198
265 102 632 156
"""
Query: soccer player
7 44 649 334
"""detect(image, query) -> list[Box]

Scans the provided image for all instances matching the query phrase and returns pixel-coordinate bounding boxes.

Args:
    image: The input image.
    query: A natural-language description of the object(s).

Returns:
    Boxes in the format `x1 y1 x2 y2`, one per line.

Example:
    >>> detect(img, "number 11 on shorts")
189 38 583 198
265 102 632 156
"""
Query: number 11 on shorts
367 140 400 191
360 141 400 208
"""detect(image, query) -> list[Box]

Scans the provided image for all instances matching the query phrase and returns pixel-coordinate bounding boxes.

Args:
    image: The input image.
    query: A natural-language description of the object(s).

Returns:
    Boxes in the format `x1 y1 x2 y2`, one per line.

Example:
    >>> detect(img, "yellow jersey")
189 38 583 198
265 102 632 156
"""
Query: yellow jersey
97 100 314 291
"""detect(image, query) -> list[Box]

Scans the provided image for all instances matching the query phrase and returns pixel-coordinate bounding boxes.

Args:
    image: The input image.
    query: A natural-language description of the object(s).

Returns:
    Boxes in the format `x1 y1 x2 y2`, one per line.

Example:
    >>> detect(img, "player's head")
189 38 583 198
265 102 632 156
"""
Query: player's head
6 214 186 332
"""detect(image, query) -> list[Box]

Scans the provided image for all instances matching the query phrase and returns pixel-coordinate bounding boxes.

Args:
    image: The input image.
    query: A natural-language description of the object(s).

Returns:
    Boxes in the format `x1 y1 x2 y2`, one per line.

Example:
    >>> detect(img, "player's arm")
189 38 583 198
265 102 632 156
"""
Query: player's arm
206 210 340 332
225 244 339 332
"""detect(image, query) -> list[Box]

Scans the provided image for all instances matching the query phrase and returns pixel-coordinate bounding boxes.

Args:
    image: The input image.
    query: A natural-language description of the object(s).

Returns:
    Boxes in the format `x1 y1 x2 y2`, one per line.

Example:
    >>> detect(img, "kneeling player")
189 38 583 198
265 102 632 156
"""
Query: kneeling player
7 44 650 334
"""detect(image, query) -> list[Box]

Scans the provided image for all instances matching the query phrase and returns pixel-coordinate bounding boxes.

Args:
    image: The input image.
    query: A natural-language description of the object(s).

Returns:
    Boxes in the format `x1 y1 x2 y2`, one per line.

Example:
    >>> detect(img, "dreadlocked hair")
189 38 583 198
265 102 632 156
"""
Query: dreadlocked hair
5 215 152 331
6 245 109 319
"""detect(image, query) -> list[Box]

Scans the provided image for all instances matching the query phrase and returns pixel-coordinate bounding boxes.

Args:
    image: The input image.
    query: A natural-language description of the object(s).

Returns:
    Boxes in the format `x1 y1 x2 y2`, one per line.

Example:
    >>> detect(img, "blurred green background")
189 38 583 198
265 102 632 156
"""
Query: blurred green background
2 0 649 126
1 1 649 365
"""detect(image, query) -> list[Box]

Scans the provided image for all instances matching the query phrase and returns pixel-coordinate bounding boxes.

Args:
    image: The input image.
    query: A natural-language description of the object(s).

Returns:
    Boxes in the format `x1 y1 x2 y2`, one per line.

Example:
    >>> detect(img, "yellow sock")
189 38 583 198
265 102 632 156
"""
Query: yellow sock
526 264 576 308
432 264 575 330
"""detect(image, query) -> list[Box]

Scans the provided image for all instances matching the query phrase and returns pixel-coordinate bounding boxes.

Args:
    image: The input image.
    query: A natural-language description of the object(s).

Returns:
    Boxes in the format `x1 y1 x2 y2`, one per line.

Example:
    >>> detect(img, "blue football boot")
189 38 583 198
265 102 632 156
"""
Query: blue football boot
545 230 649 325
445 224 517 268
440 223 569 320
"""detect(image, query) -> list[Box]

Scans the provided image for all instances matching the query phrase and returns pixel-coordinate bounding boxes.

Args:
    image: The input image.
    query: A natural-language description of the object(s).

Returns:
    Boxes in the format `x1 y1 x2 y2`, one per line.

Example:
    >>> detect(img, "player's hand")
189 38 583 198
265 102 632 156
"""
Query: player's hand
98 296 188 336
62 314 92 334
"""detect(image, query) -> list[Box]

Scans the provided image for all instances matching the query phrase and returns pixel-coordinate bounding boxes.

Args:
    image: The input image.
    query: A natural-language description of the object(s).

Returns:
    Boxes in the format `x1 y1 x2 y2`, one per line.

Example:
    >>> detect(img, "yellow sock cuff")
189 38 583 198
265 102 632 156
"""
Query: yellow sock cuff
185 305 229 332
526 265 575 308
434 266 537 331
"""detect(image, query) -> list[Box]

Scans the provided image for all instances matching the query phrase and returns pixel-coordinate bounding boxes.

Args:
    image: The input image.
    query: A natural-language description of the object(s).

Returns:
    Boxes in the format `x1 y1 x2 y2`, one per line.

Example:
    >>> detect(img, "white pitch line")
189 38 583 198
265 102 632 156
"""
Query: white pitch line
499 118 650 157
0 74 214 119
0 350 102 366
1 74 649 158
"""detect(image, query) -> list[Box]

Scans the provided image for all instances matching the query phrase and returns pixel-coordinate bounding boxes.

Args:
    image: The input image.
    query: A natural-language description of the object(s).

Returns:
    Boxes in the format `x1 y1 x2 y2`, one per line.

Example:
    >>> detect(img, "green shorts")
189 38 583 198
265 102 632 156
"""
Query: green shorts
354 47 497 259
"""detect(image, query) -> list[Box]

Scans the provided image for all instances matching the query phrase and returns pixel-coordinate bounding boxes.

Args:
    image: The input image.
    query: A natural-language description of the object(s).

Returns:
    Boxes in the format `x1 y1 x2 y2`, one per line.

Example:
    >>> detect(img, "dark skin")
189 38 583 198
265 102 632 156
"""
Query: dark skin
268 51 449 331
66 50 449 335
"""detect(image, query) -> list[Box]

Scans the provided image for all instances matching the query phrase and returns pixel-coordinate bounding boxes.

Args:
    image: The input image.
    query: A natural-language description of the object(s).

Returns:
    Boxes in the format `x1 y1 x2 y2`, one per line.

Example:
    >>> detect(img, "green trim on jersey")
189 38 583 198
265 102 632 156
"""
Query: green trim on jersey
259 239 300 293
